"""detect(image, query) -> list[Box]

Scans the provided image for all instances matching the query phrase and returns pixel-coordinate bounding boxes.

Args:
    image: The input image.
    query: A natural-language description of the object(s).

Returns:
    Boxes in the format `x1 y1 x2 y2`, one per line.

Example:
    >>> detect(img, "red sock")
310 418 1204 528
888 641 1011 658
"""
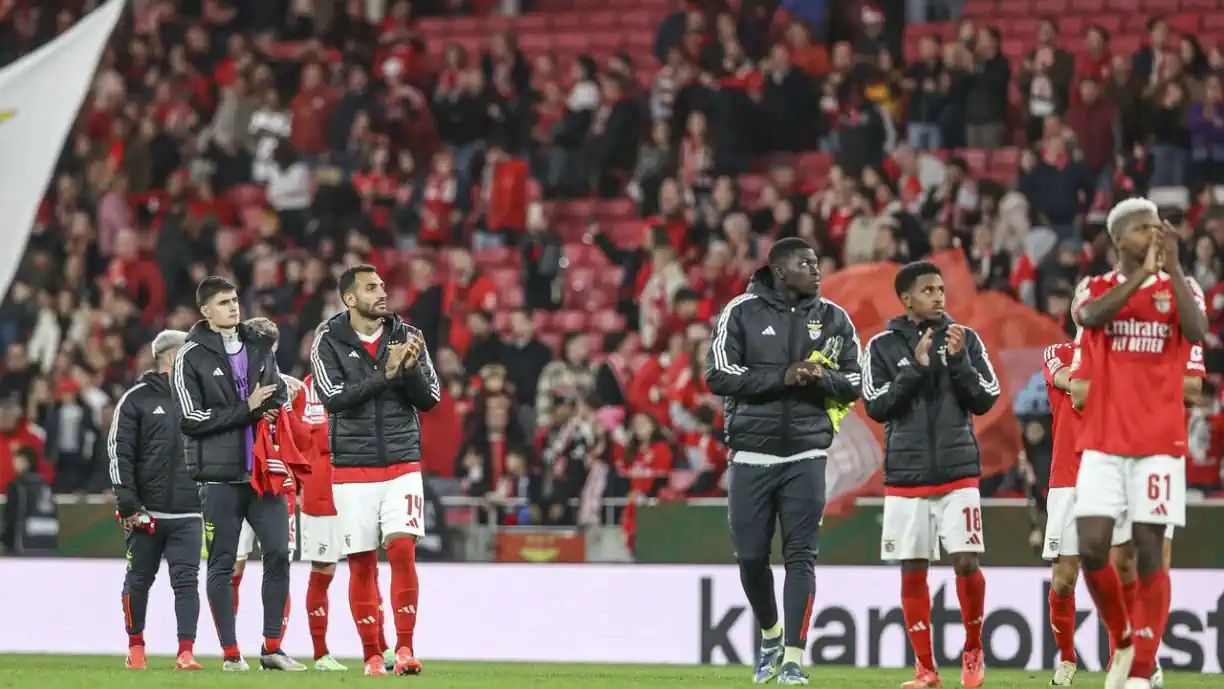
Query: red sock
1129 569 1170 679
955 569 986 652
1048 588 1077 664
386 538 420 654
901 570 935 671
178 639 193 655
1083 564 1133 651
307 570 334 660
264 636 280 653
376 593 389 653
232 572 242 615
223 644 241 662
128 633 144 648
348 551 383 661
1122 578 1139 631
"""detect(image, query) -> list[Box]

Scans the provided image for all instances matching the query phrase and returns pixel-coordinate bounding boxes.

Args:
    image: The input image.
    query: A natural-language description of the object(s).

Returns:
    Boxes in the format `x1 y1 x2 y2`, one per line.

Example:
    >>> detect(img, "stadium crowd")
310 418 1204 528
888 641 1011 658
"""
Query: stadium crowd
3 0 1224 538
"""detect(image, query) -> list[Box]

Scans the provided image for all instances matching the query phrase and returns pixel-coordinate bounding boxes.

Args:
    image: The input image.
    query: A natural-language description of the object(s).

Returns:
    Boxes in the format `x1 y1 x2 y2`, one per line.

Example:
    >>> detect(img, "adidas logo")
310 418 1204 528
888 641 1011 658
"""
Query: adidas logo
152 406 165 415
762 326 777 336
308 607 327 617
908 621 928 632
348 350 361 358
1151 504 1169 517
396 605 417 614
212 368 225 376
967 533 982 546
898 358 910 367
356 616 377 624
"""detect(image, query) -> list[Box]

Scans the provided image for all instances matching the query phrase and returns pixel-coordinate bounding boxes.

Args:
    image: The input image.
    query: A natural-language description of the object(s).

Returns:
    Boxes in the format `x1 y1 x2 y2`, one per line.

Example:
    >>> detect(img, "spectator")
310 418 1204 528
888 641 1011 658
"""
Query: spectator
1018 136 1094 233
1132 16 1169 84
1066 77 1116 182
1188 75 1224 186
520 204 563 310
1150 81 1191 187
502 309 553 411
536 334 595 426
965 26 1011 149
903 35 944 151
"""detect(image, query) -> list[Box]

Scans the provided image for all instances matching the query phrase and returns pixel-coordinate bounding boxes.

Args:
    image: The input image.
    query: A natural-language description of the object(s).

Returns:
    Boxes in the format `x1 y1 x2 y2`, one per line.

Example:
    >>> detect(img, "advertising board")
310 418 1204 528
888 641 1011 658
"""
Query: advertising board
1 560 1219 672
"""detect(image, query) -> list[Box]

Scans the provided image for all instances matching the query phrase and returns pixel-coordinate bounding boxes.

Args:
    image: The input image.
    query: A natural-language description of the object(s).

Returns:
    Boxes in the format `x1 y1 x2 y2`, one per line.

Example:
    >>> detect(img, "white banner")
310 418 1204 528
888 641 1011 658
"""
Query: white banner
0 561 1220 672
0 0 126 298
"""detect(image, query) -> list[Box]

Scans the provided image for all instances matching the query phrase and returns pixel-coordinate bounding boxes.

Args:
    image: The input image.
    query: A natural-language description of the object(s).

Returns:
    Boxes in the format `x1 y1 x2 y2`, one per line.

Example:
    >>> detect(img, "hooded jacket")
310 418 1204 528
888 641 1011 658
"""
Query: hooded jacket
109 371 201 517
861 315 1000 492
171 321 287 484
704 267 862 459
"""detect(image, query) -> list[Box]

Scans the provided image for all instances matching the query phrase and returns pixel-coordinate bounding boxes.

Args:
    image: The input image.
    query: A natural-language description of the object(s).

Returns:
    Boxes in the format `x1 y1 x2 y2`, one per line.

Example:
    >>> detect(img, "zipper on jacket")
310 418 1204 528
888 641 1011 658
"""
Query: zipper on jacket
783 306 800 452
375 398 388 465
925 331 940 480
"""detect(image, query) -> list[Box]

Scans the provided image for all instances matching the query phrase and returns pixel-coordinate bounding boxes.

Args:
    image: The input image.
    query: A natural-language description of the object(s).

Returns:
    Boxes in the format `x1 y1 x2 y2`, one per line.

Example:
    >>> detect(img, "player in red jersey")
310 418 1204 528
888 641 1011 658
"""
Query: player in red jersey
1041 338 1203 687
311 265 441 676
1068 198 1208 689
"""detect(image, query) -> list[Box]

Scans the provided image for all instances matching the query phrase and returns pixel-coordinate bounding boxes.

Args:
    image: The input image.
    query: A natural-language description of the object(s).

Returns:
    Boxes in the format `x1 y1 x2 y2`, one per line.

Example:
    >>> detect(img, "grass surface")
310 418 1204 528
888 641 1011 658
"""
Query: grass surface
0 655 1212 688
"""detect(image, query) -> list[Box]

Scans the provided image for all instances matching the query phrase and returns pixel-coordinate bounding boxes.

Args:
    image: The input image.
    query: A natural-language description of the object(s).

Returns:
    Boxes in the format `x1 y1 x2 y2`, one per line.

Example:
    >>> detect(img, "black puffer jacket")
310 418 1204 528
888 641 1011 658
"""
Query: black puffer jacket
704 268 863 457
109 371 201 517
861 315 1000 488
310 312 441 468
172 321 286 483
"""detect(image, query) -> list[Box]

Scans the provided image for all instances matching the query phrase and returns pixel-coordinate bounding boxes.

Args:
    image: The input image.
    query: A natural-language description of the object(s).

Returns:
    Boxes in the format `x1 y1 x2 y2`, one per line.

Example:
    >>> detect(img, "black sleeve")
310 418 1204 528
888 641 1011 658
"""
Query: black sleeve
947 328 1001 415
108 386 144 518
704 296 789 397
813 305 863 403
861 334 928 422
401 341 442 411
310 330 392 413
172 343 258 437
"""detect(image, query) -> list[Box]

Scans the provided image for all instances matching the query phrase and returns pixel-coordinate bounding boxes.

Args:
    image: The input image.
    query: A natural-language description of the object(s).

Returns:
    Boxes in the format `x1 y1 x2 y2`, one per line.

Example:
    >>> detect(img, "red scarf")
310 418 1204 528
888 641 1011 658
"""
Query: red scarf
251 409 311 496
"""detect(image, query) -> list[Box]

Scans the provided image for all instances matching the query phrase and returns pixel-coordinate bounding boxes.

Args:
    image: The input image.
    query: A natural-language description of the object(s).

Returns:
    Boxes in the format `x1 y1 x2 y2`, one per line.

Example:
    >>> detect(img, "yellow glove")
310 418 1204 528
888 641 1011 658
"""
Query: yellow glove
807 349 855 434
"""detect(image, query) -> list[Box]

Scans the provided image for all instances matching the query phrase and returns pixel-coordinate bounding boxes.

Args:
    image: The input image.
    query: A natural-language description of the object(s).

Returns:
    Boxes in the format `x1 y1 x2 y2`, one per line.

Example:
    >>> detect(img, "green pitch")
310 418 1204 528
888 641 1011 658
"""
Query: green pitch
0 655 1213 688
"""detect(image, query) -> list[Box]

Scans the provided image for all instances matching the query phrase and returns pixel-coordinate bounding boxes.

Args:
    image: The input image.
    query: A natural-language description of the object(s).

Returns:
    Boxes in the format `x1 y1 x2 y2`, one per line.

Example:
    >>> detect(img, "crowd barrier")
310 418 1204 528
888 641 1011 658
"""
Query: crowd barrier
1 560 1221 671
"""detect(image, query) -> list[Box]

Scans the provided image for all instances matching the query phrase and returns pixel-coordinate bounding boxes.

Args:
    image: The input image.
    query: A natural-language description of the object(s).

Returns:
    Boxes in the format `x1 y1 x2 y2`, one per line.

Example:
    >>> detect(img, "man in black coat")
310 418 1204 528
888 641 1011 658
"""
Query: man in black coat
705 237 862 686
110 330 203 670
170 276 302 672
860 260 1000 689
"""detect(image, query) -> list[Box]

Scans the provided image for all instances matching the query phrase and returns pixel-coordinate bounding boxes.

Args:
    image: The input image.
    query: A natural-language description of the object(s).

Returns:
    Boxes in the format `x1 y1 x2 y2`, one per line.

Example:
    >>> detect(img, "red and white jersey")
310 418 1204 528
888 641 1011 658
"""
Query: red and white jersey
294 373 337 516
1070 271 1206 457
1043 343 1081 489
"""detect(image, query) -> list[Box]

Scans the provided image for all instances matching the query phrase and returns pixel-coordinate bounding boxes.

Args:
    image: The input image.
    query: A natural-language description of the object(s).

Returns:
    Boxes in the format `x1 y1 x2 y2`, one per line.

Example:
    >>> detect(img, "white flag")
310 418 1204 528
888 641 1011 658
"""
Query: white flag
0 0 126 299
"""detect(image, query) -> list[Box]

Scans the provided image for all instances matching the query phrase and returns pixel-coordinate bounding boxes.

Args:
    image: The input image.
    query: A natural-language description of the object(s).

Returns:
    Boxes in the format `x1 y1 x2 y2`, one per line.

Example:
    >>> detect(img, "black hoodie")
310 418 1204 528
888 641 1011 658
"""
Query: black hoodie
861 315 1001 489
704 267 863 458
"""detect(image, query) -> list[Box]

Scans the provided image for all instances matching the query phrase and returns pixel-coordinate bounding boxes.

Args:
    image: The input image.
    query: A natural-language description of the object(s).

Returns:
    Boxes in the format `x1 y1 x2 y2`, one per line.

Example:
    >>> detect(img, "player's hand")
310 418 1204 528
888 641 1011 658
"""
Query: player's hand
120 514 143 530
401 334 424 371
1160 220 1181 272
784 362 814 386
247 384 278 411
385 343 409 378
1143 230 1162 276
914 328 934 367
284 377 303 400
946 325 966 358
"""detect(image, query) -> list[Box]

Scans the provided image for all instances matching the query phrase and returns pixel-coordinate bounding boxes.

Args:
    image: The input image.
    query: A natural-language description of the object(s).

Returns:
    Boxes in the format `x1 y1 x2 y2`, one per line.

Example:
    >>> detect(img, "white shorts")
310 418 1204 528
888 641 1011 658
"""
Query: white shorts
1042 486 1165 560
1074 451 1186 529
333 471 426 555
300 513 345 564
235 511 298 562
880 487 985 561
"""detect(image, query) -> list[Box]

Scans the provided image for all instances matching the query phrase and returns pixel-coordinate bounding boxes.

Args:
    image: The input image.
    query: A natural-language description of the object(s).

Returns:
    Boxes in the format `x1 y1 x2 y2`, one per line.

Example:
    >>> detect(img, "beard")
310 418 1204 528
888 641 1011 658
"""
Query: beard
352 300 388 320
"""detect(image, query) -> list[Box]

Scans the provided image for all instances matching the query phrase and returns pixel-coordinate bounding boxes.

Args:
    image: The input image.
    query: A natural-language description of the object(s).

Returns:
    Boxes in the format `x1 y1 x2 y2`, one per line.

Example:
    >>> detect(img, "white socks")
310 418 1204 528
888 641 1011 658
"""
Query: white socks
783 646 804 665
762 622 783 641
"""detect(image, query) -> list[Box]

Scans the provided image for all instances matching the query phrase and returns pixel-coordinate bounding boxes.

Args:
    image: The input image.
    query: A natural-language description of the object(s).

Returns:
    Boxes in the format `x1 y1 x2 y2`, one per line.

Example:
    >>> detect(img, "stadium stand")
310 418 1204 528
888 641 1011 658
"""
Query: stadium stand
3 0 1224 553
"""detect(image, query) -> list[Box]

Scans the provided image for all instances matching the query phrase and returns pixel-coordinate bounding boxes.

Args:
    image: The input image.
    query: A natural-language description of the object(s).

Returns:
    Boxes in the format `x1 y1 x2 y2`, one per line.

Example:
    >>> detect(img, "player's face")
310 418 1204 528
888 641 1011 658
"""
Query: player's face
346 272 389 318
202 290 241 329
904 274 946 321
778 248 821 297
1116 211 1161 261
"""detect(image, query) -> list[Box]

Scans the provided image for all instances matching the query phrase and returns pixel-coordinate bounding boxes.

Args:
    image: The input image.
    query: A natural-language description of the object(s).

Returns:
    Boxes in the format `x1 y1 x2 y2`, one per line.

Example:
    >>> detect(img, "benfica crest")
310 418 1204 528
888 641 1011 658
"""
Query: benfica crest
1152 290 1172 314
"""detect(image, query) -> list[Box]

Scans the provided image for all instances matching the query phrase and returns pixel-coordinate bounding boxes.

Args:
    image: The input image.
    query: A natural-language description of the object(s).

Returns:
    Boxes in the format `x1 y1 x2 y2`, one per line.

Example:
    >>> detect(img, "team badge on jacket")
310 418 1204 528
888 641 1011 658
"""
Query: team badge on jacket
807 321 822 340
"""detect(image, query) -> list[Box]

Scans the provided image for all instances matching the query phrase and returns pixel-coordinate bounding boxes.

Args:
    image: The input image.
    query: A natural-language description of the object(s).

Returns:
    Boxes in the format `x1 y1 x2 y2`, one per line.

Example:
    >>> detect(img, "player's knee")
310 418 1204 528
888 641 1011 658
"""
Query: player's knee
950 552 979 577
782 547 816 572
900 559 929 574
1132 525 1164 575
736 555 770 573
347 549 378 575
1051 558 1079 595
125 571 155 593
312 562 337 575
169 565 199 592
261 543 291 569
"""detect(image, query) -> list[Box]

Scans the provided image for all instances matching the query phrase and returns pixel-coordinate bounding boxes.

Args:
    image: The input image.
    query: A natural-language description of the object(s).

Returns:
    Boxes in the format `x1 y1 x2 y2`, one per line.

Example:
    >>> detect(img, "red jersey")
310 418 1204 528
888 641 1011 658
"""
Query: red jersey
294 374 336 516
1043 343 1081 489
1070 271 1205 457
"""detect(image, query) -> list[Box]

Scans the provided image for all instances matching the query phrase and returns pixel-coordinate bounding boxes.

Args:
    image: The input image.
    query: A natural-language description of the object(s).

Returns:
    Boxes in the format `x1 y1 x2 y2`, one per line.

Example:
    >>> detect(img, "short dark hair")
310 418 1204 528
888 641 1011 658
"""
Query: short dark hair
196 276 237 307
768 237 813 266
337 264 379 296
894 261 942 296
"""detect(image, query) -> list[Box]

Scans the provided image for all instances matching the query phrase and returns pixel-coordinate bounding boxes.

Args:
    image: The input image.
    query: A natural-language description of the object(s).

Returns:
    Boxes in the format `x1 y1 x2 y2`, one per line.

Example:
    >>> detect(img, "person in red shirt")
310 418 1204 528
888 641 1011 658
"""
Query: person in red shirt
1069 198 1209 686
420 151 458 246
